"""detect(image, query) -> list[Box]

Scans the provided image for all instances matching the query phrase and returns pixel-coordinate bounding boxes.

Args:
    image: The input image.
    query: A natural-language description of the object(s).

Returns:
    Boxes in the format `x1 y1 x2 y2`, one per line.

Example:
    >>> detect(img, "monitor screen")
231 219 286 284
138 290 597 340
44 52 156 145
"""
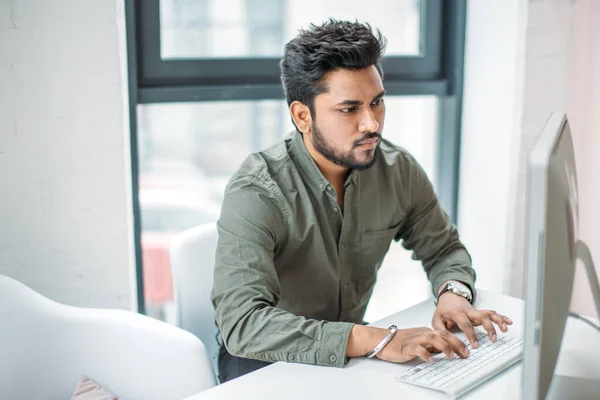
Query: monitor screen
522 112 578 399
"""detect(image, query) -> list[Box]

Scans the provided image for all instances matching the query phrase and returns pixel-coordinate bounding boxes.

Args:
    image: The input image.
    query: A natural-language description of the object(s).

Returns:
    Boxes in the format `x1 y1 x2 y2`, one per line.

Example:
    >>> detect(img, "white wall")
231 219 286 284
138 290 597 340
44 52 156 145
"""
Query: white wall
507 0 600 318
458 0 528 294
567 0 600 317
506 0 576 299
0 0 135 309
460 0 600 318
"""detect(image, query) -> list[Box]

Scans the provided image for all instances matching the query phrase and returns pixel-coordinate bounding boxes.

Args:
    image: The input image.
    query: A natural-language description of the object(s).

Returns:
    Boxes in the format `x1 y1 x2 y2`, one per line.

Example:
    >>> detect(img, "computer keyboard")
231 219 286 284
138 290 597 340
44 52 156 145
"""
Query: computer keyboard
394 332 523 399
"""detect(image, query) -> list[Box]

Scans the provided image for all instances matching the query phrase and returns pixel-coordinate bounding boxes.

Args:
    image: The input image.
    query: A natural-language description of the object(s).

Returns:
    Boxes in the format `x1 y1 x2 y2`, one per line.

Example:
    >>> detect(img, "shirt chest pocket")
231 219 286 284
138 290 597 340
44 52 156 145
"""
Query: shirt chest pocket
357 224 401 277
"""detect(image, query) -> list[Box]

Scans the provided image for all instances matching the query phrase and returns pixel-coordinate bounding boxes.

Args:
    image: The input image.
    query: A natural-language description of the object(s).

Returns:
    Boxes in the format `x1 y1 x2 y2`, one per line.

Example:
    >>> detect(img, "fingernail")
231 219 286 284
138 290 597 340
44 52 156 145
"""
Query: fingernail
428 357 434 363
465 348 470 356
474 341 479 348
506 318 513 324
492 334 497 342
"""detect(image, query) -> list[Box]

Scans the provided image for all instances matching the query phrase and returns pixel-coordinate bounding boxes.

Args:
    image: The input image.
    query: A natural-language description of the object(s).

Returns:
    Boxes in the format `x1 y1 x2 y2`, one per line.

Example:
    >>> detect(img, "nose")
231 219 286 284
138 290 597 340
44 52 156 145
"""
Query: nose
359 108 379 133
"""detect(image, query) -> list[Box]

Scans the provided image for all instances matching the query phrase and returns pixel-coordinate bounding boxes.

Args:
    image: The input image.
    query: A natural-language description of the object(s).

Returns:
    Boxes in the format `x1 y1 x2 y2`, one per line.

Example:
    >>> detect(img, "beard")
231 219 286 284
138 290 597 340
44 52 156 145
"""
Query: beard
311 121 380 171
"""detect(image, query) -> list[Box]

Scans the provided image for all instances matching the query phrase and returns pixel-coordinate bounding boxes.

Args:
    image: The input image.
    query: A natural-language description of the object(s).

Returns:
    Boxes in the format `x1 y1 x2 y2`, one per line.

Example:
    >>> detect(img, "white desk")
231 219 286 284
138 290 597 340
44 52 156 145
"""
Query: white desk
184 290 600 400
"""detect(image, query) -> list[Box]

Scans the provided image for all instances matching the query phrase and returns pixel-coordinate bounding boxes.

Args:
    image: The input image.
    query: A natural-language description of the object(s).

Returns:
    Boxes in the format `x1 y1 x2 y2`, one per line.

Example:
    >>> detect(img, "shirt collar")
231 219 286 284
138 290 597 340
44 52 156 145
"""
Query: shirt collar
289 131 358 192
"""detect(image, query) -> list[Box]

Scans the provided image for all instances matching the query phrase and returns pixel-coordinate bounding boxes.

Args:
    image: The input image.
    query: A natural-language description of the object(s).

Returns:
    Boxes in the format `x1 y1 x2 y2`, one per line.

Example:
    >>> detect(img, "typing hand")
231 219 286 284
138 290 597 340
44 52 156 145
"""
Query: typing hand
432 294 513 349
376 327 470 363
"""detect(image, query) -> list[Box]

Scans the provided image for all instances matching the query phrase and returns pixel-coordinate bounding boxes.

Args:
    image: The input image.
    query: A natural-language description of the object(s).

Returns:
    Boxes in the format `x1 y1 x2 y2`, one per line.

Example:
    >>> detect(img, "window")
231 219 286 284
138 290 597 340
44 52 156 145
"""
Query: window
159 0 421 59
126 0 467 321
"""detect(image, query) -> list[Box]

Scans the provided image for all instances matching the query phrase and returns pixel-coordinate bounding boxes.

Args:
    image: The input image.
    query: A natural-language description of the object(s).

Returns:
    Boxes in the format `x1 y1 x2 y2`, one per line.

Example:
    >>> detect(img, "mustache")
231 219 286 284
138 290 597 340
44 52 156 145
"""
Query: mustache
354 132 382 147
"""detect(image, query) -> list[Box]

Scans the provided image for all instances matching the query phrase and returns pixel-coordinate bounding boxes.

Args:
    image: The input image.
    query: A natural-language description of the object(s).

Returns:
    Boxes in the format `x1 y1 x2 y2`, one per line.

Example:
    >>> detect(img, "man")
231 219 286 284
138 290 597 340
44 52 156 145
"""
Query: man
211 19 512 383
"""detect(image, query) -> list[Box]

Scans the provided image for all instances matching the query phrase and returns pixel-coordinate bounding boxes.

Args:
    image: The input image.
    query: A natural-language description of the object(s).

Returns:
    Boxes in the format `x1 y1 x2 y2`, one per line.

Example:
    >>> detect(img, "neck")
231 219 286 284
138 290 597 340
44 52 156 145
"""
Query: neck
303 133 349 188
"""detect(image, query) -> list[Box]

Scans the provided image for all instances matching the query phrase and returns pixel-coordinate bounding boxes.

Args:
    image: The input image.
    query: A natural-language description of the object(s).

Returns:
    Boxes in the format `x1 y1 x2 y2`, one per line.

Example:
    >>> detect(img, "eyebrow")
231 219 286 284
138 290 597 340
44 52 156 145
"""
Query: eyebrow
335 90 387 106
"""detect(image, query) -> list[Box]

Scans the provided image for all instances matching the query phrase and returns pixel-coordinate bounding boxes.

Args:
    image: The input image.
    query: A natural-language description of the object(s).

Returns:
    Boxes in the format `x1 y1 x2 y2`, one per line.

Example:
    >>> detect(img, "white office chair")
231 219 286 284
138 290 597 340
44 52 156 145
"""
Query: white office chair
170 222 220 380
0 274 216 400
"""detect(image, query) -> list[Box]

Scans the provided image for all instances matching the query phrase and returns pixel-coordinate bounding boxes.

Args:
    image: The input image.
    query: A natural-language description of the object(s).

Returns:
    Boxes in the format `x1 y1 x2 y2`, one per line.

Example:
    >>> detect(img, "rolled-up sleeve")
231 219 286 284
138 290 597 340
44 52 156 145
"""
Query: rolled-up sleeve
211 174 354 367
398 155 477 300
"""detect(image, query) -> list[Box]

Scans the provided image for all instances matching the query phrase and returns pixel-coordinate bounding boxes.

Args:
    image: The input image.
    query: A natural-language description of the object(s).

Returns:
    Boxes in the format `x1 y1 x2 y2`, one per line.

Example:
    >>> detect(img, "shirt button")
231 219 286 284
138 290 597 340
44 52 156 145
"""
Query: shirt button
288 354 295 361
340 244 346 249
333 206 339 212
329 355 337 363
327 186 333 191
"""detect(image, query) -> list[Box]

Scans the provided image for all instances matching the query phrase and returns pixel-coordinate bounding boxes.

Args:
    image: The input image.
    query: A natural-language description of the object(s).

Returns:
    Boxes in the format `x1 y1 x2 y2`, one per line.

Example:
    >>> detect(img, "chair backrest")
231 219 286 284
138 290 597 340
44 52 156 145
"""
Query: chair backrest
0 274 216 400
170 223 220 378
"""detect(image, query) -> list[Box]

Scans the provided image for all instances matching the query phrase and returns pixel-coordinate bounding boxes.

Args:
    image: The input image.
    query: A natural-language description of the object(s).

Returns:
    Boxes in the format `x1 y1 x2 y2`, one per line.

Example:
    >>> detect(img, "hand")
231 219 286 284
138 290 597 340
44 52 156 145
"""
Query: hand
376 327 470 363
432 292 513 349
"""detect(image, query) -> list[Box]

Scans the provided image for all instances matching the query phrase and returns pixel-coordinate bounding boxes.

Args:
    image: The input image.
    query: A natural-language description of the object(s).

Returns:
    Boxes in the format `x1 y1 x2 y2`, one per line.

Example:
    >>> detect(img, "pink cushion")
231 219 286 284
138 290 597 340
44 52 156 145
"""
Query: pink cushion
71 375 119 400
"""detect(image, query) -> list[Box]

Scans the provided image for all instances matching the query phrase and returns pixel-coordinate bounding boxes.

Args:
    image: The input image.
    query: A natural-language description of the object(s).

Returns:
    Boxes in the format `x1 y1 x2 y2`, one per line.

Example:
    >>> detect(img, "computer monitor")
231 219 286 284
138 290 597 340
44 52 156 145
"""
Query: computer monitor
522 112 600 399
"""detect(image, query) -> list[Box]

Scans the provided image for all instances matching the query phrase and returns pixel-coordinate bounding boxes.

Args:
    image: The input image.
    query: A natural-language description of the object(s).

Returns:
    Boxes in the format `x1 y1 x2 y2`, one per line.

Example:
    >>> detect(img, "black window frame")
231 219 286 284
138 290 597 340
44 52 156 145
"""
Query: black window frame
125 0 467 313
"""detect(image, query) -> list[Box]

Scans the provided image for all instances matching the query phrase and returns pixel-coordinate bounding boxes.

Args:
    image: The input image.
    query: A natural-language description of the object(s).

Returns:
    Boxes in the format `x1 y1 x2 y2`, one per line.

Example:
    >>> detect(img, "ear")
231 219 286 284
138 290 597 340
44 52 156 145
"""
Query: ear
290 101 312 134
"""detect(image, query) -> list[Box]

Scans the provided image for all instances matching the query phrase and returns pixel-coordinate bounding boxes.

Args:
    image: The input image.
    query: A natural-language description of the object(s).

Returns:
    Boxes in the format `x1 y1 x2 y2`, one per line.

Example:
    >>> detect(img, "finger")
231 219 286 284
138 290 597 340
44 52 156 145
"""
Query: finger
471 311 497 342
426 346 442 354
484 311 514 330
437 329 470 358
486 311 509 332
432 314 448 331
453 313 479 349
406 343 435 363
418 331 454 358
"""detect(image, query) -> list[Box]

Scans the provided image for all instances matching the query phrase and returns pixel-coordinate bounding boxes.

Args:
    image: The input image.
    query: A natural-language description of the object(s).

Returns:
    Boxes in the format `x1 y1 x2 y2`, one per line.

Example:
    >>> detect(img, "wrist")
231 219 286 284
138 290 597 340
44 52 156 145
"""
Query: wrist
437 280 473 304
366 325 398 359
437 280 460 295
437 290 469 303
345 325 388 358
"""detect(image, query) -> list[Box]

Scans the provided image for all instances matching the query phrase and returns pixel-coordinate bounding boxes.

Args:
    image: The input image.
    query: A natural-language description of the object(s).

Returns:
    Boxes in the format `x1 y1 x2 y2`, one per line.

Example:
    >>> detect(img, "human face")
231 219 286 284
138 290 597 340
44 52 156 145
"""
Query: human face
310 66 385 170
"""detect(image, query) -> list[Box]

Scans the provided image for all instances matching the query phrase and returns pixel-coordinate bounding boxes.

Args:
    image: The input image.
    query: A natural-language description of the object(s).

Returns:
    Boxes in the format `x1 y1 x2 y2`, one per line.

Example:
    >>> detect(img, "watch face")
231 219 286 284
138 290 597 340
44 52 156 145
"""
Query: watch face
449 282 471 299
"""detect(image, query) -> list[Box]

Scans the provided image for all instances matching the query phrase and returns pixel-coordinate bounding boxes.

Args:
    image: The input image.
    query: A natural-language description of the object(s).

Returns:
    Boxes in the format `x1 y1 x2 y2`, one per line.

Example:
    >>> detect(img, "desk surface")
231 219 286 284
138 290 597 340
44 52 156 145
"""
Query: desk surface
184 290 600 400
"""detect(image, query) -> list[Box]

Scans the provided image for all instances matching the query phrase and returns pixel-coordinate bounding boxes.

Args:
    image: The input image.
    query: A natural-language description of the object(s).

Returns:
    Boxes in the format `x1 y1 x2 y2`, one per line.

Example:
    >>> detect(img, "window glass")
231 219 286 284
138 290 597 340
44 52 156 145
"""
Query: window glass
160 0 422 59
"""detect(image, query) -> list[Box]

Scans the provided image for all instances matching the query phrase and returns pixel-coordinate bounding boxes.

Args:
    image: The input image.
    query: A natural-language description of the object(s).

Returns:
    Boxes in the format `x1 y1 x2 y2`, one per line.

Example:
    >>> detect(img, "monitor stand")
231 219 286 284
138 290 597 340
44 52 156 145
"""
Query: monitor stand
546 240 600 399
503 371 600 400
575 240 600 321
547 375 600 399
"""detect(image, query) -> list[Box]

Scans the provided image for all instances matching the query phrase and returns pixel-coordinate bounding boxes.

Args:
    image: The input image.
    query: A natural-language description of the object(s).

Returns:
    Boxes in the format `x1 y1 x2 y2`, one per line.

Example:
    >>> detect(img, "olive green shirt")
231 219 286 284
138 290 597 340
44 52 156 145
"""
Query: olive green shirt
211 131 476 368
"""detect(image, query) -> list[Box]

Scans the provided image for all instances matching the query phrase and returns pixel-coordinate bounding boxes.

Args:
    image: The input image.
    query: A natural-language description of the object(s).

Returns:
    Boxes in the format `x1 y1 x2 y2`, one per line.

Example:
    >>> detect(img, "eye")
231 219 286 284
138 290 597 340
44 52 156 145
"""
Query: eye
372 98 385 106
339 107 357 114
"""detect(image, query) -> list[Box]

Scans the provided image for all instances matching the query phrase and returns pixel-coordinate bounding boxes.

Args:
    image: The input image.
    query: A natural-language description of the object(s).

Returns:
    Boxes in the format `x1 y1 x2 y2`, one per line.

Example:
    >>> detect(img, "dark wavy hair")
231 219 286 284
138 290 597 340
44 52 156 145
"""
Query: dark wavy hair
280 19 387 119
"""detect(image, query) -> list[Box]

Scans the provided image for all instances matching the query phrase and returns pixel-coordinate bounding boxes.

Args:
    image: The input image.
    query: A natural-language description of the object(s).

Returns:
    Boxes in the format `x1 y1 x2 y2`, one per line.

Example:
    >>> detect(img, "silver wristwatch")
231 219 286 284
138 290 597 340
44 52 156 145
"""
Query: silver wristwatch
436 281 473 304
